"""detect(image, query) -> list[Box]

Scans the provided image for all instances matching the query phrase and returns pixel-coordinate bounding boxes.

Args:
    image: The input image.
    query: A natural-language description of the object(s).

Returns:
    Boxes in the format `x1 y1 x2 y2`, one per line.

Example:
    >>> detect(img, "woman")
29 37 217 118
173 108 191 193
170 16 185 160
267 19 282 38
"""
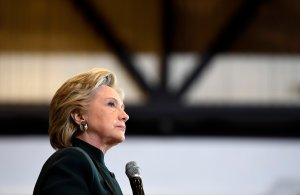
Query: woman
33 68 129 195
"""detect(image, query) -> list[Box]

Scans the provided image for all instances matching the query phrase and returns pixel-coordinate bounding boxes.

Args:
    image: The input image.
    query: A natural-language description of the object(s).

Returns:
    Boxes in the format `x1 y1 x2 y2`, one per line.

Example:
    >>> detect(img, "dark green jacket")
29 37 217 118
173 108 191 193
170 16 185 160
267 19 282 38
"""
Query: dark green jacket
33 137 123 195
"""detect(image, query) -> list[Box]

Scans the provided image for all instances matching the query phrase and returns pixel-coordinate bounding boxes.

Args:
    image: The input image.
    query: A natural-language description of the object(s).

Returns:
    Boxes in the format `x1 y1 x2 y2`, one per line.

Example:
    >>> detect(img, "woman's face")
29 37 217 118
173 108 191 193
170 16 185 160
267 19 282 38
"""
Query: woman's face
86 85 129 146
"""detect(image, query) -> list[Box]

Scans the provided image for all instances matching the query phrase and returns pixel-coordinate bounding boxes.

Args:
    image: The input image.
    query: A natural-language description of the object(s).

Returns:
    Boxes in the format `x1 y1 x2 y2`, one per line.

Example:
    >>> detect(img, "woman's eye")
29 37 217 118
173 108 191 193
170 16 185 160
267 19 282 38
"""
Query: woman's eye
108 102 116 107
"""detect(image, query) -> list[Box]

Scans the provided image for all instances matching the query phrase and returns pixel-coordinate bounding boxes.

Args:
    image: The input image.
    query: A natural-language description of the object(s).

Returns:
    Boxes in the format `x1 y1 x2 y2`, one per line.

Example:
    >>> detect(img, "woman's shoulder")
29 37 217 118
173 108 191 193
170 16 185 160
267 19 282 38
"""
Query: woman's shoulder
34 147 101 194
54 146 88 157
43 147 93 170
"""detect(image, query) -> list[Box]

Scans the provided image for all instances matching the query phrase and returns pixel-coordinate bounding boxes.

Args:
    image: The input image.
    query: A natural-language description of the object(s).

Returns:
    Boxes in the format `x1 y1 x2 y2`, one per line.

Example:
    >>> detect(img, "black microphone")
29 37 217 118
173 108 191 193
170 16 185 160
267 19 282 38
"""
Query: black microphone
125 161 145 195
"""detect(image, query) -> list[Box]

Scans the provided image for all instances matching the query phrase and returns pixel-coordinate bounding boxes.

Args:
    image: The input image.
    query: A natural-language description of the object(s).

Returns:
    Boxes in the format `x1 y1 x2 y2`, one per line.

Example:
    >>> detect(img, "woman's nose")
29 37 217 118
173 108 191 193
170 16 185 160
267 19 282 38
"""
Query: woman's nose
120 109 129 122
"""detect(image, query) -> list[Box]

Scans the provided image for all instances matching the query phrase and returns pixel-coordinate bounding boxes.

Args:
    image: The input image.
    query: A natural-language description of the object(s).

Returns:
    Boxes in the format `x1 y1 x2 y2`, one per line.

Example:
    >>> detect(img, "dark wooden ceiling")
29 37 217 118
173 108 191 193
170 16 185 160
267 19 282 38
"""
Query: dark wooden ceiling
0 0 299 53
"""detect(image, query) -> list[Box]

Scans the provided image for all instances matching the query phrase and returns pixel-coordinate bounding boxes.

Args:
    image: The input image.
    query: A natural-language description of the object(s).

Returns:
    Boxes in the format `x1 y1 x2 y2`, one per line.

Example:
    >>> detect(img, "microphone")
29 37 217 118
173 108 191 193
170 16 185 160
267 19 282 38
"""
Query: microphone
125 161 145 195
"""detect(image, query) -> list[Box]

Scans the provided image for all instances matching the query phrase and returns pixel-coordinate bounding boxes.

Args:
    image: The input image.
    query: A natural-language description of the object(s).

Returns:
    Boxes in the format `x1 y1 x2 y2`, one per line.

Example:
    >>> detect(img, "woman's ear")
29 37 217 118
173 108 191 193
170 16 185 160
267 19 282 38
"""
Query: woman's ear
70 109 84 125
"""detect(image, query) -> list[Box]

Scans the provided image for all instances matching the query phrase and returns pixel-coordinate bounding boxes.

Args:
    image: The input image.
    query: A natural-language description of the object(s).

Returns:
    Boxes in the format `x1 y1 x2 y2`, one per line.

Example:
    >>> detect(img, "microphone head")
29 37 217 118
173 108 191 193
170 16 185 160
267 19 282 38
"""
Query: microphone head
125 161 141 178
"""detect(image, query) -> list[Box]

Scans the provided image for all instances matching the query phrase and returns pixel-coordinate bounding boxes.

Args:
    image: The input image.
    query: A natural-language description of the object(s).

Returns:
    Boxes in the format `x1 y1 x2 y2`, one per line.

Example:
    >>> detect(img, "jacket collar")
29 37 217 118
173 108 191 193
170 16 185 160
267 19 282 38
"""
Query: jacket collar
71 137 105 165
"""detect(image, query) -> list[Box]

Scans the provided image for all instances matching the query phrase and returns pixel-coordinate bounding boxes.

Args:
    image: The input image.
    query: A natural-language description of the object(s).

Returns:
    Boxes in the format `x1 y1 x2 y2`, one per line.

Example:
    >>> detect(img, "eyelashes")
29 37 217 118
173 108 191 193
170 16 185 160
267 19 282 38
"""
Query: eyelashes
108 101 117 108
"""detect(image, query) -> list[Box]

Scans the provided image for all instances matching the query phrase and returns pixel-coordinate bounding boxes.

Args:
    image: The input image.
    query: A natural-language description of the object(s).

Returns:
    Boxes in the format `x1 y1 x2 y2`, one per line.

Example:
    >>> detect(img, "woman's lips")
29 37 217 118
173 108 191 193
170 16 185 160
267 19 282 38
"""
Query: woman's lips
116 125 126 131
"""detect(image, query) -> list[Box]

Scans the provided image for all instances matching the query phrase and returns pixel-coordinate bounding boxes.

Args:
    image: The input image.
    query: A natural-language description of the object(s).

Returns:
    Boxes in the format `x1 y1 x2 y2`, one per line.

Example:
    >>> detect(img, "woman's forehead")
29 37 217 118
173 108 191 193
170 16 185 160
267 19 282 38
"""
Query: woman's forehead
96 85 123 101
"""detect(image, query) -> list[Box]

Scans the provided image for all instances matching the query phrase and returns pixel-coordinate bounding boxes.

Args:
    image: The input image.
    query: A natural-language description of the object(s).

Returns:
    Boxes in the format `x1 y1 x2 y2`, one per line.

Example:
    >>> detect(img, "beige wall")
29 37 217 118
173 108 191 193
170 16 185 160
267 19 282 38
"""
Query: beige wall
1 53 300 105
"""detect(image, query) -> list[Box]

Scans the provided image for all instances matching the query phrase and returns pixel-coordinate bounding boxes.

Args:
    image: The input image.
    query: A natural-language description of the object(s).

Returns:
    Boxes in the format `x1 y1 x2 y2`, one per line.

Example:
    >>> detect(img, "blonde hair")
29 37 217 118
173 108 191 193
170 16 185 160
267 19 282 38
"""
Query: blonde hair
48 68 122 150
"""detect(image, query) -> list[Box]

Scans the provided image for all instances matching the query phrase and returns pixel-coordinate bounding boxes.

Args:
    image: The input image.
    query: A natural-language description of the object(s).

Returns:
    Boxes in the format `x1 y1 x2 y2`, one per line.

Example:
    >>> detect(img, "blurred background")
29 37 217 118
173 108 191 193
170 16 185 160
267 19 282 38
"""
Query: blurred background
1 0 300 194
